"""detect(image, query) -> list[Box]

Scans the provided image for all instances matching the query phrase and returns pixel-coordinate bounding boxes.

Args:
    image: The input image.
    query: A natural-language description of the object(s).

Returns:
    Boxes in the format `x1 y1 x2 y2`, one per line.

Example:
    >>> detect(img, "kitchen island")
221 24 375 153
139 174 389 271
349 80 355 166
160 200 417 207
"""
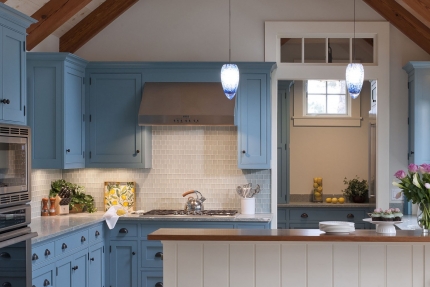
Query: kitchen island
148 228 430 287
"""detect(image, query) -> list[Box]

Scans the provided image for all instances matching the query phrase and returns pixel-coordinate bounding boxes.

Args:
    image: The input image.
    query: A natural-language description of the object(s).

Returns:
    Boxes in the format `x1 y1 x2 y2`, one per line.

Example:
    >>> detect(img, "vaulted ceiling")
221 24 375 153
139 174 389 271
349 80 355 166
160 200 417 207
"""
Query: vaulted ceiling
2 0 430 54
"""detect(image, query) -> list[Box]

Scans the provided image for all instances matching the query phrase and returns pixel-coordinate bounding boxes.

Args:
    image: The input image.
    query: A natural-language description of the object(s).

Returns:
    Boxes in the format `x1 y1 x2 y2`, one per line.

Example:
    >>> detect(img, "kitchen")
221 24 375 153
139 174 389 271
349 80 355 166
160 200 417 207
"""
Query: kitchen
1 0 430 287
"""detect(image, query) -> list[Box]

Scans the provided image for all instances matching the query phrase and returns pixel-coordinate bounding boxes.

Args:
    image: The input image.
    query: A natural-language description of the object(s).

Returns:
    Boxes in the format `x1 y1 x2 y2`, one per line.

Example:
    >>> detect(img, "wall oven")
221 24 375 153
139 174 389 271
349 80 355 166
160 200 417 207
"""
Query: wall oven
0 124 31 208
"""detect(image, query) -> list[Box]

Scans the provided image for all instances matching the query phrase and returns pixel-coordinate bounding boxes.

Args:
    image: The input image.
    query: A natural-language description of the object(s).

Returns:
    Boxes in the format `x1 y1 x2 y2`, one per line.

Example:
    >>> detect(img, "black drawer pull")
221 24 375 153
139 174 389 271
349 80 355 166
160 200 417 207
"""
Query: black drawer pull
132 251 136 255
119 228 128 234
90 257 94 261
32 253 39 260
45 249 51 256
0 99 10 105
301 213 308 218
72 266 78 271
0 252 10 258
155 252 163 260
347 213 354 219
43 279 50 286
32 285 36 287
66 149 70 153
81 236 86 242
62 243 67 250
95 230 100 237
155 282 163 287
3 282 11 287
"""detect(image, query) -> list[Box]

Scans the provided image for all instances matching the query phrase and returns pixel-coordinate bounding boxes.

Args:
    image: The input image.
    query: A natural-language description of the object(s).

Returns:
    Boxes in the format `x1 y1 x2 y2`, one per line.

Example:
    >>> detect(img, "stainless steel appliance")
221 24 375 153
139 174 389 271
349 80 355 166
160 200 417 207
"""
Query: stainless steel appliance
0 204 31 234
141 209 238 217
182 190 206 212
0 124 31 208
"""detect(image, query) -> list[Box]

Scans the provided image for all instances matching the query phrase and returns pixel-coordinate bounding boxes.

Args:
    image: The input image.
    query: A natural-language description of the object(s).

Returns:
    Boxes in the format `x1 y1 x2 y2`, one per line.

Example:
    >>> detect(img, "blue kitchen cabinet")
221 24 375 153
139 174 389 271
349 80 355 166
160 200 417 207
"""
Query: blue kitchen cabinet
32 262 55 287
109 240 138 287
237 63 275 169
0 4 35 125
27 53 87 169
86 71 152 168
56 248 88 287
89 241 105 287
403 62 430 165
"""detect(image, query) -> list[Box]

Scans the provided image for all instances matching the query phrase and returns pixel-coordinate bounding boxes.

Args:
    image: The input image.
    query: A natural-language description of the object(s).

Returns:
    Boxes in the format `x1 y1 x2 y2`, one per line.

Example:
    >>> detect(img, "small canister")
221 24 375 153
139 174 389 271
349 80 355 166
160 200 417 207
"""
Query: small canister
41 198 49 216
312 177 323 202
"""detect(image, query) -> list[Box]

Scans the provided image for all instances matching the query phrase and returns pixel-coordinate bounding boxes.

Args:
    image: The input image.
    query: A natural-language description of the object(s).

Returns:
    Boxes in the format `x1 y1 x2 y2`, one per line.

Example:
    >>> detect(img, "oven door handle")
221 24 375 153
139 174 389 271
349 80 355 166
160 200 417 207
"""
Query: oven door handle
0 232 37 248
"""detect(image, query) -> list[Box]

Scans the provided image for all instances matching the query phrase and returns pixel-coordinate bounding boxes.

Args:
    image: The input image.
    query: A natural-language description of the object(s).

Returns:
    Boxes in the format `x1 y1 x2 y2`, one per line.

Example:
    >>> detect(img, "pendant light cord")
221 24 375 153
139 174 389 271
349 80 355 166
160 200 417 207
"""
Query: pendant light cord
229 0 231 63
353 0 356 62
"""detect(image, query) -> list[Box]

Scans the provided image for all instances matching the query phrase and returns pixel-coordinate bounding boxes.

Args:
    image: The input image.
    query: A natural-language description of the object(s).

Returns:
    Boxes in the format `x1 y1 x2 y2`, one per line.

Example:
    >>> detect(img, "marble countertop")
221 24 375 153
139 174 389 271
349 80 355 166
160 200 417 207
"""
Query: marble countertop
278 202 376 208
29 212 273 244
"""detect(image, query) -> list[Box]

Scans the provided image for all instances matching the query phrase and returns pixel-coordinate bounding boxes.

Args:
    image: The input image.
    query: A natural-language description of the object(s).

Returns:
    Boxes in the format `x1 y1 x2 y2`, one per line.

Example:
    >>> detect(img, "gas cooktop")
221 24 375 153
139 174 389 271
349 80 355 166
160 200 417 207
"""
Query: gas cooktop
141 209 238 217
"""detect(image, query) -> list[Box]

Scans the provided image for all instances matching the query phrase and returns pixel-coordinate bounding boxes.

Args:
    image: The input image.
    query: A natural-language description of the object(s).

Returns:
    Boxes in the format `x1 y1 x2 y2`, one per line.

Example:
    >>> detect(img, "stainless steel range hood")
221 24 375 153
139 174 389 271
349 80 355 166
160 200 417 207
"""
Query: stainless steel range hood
138 82 235 126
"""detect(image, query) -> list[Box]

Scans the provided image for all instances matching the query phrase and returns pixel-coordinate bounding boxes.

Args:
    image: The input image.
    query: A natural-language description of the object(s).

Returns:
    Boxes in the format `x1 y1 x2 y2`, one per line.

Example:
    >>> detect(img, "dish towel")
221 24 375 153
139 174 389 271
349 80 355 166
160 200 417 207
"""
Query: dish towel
103 205 124 229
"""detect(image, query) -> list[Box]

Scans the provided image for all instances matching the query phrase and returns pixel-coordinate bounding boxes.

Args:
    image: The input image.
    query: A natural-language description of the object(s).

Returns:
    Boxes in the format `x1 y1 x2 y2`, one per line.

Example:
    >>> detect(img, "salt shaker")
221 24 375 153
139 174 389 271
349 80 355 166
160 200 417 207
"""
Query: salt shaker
41 198 49 216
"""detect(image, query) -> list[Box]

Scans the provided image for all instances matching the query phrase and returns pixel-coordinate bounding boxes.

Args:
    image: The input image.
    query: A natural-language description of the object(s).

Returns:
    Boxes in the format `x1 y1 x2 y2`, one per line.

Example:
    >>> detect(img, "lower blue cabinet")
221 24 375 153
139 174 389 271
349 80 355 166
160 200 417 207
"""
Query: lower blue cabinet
109 240 138 287
56 248 88 287
141 270 163 287
89 242 105 287
32 262 54 287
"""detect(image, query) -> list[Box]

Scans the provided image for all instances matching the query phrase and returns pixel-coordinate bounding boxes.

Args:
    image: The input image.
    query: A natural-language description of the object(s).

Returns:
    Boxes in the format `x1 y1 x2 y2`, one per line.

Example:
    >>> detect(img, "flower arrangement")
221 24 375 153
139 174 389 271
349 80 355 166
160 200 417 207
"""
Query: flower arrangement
393 163 430 230
342 176 368 202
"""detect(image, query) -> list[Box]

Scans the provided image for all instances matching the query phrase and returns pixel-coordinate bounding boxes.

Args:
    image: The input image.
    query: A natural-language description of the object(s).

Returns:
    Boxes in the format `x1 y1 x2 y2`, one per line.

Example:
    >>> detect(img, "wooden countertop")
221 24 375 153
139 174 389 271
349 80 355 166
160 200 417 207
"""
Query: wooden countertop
148 228 430 242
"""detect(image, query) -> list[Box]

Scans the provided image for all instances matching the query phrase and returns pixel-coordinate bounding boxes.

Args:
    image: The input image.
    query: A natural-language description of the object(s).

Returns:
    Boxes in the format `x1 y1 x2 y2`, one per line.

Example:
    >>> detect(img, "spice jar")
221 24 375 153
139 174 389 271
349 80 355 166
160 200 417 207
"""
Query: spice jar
41 198 49 216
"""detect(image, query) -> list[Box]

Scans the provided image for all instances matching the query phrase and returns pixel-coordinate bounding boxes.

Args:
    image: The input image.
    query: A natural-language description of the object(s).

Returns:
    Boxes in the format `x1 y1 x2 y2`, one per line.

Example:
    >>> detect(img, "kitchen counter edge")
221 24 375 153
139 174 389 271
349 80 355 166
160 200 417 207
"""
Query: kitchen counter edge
278 202 376 208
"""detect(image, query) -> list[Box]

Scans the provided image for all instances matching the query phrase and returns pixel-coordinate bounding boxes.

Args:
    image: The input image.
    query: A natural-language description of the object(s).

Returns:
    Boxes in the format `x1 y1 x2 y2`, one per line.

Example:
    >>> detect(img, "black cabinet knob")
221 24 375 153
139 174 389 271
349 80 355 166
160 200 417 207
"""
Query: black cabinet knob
136 150 140 154
66 149 70 153
347 213 354 219
72 266 78 271
301 213 308 218
81 236 86 242
62 243 67 250
32 253 39 260
2 282 11 287
242 150 246 154
0 252 10 258
90 257 94 261
155 252 163 260
43 279 50 286
0 99 10 104
155 282 163 287
119 228 128 234
132 252 136 255
45 249 51 256
95 230 100 237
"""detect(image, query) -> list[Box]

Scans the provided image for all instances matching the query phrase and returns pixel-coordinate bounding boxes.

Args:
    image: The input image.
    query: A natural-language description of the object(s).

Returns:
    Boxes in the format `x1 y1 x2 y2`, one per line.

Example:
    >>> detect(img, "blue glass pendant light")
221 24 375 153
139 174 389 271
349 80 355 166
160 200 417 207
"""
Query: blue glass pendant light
346 0 364 99
221 0 239 100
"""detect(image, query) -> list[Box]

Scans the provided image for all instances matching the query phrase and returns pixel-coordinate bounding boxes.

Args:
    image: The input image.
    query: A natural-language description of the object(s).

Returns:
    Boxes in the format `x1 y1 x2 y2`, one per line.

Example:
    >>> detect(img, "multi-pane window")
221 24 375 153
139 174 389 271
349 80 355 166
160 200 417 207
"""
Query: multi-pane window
306 80 347 115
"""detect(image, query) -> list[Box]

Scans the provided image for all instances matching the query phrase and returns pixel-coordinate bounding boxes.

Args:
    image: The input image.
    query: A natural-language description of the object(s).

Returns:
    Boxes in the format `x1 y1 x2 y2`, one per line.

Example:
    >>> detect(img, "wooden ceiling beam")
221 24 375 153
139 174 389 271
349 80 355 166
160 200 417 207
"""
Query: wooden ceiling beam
60 0 138 53
402 0 430 24
26 0 92 51
363 0 430 54
0 0 7 3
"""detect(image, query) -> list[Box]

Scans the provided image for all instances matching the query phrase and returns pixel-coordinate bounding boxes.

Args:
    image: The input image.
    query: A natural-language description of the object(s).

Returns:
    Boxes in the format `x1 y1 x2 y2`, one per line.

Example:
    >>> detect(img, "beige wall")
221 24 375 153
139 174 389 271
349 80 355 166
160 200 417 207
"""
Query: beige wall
289 81 371 195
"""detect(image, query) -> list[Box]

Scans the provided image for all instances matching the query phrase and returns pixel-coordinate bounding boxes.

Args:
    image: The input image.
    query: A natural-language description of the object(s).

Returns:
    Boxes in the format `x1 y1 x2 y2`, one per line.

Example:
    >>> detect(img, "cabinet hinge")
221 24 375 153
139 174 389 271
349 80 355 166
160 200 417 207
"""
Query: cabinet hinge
109 245 111 253
24 105 25 116
83 151 85 159
285 143 287 150
56 267 58 276
89 151 92 159
103 246 105 253
88 253 89 260
23 41 25 52
90 77 92 85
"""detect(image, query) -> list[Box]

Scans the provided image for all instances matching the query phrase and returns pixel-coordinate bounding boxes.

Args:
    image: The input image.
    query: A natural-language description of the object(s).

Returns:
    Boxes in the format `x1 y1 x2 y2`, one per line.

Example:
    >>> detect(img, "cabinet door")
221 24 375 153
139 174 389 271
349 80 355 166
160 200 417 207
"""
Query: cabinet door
56 248 88 287
88 73 147 168
110 240 138 287
89 242 104 287
1 27 26 124
64 65 85 168
237 73 270 169
33 263 55 287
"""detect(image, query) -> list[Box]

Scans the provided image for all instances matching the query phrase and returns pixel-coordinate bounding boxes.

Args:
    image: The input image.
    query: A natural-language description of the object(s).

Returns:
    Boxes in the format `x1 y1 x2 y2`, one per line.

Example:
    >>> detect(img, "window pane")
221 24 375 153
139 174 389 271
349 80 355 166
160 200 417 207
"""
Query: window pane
327 80 346 94
304 38 325 63
307 94 326 114
307 80 326 94
328 38 349 63
327 94 347 114
280 38 302 63
353 38 373 63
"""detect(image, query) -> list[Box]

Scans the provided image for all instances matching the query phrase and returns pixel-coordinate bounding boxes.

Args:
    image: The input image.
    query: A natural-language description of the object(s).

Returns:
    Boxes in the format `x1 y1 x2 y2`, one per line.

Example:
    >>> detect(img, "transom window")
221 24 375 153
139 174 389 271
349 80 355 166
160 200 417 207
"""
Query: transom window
306 80 347 115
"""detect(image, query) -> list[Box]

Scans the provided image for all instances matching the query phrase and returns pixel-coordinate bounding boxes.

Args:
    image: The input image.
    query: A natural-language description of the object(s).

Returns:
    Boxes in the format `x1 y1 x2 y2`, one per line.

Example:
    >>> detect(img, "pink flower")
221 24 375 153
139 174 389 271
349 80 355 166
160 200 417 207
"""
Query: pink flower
425 183 430 189
408 164 419 173
394 170 406 179
420 164 430 174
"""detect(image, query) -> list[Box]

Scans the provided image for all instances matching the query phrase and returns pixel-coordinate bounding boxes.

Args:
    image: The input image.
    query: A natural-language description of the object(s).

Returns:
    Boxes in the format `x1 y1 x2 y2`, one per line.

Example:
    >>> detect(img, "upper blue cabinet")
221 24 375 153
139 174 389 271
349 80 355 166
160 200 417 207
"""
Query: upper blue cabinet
0 3 36 125
27 53 87 169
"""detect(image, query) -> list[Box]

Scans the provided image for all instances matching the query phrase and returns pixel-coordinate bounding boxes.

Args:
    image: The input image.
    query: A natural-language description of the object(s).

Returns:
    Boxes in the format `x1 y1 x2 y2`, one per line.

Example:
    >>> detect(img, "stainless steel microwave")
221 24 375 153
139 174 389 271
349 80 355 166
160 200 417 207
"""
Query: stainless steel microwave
0 124 31 208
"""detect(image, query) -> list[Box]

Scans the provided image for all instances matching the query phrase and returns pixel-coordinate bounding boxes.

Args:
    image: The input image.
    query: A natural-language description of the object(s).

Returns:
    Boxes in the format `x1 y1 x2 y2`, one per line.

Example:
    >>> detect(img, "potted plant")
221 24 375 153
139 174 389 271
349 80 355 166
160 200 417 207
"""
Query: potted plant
342 176 368 203
50 179 97 213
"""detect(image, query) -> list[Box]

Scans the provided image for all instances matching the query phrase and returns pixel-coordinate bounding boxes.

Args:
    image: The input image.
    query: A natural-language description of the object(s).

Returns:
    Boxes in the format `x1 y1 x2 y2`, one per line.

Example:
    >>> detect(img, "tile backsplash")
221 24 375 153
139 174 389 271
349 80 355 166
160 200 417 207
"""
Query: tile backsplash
30 126 271 217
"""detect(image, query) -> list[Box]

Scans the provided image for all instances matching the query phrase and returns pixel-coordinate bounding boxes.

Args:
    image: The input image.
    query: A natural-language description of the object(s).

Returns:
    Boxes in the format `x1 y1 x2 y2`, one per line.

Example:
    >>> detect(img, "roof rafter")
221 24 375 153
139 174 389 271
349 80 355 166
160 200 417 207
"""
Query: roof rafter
60 0 138 53
402 0 430 24
363 0 430 54
27 0 91 51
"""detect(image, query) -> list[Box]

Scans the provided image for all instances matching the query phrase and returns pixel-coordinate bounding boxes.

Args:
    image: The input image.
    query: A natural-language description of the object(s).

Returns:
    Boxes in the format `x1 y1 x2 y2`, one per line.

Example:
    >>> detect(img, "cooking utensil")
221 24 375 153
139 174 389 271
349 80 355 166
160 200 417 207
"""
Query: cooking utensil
182 190 206 212
236 184 260 198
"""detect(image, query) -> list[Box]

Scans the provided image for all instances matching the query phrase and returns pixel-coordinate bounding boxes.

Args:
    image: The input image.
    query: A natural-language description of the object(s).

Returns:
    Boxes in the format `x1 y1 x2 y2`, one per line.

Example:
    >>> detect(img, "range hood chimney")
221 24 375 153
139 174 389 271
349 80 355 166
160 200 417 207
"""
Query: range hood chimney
138 82 236 126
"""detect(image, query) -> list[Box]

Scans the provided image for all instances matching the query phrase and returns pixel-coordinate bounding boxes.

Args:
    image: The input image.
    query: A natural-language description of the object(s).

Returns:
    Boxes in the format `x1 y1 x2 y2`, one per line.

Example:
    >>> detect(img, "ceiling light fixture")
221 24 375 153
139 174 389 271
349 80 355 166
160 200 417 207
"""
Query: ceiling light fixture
345 0 364 99
221 0 239 100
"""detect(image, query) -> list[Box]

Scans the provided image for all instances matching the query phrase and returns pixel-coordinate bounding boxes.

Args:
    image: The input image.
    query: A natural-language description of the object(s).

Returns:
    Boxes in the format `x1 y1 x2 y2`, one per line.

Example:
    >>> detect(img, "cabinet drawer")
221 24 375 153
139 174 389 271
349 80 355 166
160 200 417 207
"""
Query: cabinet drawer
32 241 55 267
289 209 365 222
141 241 163 268
55 229 89 256
89 224 104 243
141 270 163 287
0 243 26 269
278 209 287 221
110 223 138 238
32 263 54 287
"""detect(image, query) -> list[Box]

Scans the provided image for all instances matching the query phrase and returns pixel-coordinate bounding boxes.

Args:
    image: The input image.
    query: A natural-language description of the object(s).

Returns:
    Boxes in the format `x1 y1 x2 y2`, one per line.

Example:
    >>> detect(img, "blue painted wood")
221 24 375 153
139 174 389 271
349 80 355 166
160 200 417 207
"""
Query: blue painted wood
56 248 88 287
109 240 138 287
27 53 87 169
141 270 163 287
87 72 152 168
89 242 104 287
32 262 55 287
237 73 270 168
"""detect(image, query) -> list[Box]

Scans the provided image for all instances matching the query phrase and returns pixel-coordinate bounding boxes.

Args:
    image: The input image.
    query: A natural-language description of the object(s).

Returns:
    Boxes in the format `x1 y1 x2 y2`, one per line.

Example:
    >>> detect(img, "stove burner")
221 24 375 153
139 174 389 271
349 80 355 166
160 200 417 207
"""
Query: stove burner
142 209 238 216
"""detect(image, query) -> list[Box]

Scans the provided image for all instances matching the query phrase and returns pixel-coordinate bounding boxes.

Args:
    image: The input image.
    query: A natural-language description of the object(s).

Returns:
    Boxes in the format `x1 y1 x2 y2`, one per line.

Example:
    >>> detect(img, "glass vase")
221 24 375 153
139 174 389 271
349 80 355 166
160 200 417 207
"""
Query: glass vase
417 202 430 234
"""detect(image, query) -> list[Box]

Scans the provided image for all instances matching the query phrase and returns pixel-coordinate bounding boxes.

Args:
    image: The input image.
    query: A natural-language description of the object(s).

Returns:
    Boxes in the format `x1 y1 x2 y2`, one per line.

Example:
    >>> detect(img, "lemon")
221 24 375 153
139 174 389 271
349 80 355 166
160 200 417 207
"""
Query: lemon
338 197 345 204
109 189 115 195
331 198 338 204
116 209 126 216
313 178 318 183
121 195 127 200
326 197 332 203
314 191 321 197
123 201 129 207
112 200 118 205
313 183 319 188
317 186 323 192
317 178 322 185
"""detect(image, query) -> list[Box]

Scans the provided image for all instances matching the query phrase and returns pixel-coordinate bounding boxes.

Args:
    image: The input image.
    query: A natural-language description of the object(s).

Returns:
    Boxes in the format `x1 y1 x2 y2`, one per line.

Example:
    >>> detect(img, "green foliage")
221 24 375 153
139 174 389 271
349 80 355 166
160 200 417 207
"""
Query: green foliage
342 176 368 199
50 179 97 213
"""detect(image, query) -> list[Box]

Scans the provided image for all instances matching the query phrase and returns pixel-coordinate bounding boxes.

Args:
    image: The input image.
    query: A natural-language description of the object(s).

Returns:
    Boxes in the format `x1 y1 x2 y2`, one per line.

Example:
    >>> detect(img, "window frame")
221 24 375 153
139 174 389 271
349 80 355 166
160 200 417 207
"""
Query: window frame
305 80 349 116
